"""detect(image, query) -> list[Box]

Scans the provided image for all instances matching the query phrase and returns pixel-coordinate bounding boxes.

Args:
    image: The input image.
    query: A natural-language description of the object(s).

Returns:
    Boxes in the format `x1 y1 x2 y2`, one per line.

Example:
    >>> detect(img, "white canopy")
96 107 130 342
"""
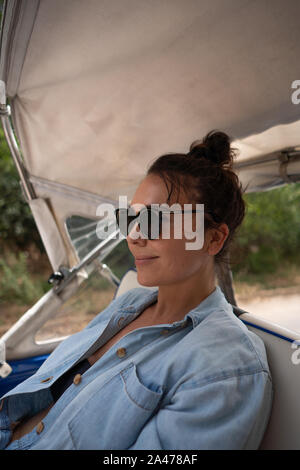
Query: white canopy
1 0 300 270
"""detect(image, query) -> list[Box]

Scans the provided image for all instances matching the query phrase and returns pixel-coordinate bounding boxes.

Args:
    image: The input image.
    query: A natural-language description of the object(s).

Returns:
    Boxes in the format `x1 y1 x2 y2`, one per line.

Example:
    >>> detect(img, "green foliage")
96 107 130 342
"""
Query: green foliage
0 127 43 250
0 251 50 305
231 183 300 276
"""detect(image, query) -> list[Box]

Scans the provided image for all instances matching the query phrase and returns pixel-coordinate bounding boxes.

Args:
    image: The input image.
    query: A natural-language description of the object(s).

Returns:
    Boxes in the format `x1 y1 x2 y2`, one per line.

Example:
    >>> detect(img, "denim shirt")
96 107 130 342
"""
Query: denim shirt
0 286 273 450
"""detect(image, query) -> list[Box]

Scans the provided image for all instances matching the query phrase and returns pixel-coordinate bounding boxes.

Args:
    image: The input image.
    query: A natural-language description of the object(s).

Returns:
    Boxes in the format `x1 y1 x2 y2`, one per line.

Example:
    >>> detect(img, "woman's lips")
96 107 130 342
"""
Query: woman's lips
135 257 159 265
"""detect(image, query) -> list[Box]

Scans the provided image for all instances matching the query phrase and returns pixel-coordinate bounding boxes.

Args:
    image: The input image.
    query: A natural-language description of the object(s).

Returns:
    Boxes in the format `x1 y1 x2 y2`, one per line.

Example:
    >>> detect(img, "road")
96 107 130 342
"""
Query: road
236 288 300 333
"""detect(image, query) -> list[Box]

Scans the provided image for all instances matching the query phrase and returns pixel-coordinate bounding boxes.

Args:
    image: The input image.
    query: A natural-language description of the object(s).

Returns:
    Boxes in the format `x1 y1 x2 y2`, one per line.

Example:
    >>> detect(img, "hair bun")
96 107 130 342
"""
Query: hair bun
189 130 234 167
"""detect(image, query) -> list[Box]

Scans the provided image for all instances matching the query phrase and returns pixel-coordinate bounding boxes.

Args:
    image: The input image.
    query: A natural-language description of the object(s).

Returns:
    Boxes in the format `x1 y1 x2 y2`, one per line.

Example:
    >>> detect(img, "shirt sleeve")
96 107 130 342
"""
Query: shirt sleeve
127 370 273 450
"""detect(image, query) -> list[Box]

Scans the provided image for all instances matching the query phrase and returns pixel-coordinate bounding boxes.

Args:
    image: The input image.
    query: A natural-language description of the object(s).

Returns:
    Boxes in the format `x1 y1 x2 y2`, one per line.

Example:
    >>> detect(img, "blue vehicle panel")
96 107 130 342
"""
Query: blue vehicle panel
0 354 49 397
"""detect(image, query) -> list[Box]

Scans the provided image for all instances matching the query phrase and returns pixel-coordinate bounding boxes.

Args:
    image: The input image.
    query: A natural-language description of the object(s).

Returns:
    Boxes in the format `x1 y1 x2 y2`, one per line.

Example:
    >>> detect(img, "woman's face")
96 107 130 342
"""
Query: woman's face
126 174 228 287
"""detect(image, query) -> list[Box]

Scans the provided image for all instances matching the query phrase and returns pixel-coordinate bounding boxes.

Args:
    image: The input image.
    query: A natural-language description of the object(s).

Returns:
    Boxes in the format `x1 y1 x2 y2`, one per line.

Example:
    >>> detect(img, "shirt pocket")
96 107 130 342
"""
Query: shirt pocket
68 362 163 450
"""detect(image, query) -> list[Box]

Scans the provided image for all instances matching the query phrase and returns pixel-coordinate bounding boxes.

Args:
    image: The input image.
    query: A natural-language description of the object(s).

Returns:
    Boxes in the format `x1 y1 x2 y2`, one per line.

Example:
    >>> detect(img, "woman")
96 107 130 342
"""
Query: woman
0 130 272 450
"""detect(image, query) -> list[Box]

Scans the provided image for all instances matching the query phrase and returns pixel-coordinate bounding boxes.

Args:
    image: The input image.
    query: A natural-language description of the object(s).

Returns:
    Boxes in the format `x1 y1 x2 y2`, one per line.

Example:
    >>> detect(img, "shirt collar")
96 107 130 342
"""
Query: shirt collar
123 285 231 328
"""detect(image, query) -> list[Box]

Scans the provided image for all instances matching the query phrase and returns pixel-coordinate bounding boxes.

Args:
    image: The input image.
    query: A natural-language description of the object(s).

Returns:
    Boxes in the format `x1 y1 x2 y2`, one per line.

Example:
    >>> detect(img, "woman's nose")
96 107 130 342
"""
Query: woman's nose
126 221 147 244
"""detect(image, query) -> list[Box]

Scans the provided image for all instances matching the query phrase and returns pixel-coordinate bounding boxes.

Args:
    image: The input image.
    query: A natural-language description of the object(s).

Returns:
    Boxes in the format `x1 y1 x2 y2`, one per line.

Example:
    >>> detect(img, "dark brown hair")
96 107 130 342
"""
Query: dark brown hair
146 130 245 266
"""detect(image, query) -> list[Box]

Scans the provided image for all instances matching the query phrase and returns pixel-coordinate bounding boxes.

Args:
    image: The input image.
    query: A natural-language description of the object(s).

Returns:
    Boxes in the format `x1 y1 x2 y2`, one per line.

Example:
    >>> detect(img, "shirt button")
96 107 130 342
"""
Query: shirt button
116 347 126 358
118 317 125 328
36 421 44 434
40 376 53 383
73 374 82 385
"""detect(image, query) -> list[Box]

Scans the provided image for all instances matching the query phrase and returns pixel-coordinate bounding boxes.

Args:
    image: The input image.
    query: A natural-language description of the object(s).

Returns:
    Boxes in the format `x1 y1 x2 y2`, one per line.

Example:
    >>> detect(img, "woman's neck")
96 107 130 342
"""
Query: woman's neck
143 272 216 325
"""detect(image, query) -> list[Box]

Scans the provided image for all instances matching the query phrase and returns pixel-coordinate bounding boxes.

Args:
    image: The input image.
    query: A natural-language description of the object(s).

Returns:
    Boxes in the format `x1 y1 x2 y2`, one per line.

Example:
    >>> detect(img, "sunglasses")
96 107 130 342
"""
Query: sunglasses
115 205 209 240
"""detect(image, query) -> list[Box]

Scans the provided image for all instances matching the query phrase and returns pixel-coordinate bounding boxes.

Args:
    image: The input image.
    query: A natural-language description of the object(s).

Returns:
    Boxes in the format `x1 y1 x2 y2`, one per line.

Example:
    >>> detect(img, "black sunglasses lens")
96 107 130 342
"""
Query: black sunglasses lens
139 208 162 239
115 208 130 237
115 207 162 239
115 208 140 237
148 209 160 239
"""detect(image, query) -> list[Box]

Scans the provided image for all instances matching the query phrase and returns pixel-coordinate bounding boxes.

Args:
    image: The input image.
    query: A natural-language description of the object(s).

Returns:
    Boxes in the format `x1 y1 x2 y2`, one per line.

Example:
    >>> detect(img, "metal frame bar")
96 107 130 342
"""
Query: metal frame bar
0 81 35 202
0 110 36 202
50 230 123 294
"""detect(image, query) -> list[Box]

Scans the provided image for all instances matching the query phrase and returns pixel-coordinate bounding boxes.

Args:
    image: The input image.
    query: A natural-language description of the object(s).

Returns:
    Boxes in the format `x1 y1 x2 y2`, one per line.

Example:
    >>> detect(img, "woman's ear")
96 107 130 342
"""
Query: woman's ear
207 223 229 256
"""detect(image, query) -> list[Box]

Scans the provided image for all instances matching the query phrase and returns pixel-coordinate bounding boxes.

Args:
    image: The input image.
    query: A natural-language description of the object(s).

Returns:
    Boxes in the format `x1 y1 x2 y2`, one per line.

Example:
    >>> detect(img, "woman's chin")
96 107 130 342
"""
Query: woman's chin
136 270 159 288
